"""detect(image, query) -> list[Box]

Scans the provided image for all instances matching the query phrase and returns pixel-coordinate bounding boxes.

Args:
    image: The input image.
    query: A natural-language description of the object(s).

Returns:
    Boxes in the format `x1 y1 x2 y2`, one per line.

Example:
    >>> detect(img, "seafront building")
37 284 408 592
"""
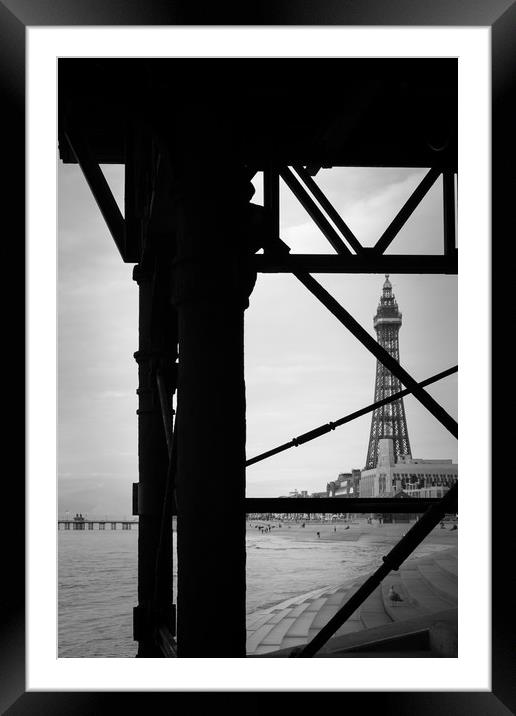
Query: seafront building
327 469 361 498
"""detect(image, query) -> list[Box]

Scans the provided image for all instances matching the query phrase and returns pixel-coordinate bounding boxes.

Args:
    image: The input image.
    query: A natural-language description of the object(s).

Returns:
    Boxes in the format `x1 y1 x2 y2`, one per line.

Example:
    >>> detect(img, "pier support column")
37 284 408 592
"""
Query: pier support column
170 124 257 656
133 262 177 657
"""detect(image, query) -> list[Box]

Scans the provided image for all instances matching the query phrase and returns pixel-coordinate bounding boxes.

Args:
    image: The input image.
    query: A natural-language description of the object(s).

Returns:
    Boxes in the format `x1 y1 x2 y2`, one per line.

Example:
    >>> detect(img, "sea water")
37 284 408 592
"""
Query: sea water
58 523 445 657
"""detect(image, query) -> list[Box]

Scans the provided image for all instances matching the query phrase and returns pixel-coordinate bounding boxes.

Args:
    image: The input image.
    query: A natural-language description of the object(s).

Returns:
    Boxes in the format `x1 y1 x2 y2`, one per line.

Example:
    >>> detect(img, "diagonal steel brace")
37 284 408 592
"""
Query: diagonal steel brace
294 271 458 439
374 167 441 254
279 166 353 255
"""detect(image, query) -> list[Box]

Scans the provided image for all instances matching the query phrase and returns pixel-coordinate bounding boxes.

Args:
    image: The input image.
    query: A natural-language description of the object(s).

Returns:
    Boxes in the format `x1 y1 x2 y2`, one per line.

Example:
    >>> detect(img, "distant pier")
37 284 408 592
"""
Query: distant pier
58 516 138 531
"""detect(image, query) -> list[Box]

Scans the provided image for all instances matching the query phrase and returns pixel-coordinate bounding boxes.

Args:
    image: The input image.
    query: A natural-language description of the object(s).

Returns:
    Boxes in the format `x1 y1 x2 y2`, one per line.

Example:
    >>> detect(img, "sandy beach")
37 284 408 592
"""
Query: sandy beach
245 517 458 655
247 516 458 548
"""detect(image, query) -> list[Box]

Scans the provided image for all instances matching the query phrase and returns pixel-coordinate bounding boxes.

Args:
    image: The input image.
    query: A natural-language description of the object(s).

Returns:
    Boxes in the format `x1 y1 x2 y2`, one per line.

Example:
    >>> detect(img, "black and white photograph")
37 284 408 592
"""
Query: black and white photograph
4 8 510 709
56 57 460 660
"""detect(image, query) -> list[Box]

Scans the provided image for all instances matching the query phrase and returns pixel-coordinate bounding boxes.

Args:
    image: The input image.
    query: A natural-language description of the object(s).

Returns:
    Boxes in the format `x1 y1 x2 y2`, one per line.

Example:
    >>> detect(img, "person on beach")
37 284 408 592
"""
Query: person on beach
388 585 403 602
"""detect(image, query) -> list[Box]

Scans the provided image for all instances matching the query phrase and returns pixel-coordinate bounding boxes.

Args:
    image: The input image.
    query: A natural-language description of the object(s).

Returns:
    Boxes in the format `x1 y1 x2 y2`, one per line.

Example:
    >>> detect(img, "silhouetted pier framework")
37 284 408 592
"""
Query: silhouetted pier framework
58 59 458 658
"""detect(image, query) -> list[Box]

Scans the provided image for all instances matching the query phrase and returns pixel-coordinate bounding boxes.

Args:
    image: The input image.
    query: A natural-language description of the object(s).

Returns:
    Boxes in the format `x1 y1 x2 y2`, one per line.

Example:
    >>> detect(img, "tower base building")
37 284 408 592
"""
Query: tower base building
359 438 457 499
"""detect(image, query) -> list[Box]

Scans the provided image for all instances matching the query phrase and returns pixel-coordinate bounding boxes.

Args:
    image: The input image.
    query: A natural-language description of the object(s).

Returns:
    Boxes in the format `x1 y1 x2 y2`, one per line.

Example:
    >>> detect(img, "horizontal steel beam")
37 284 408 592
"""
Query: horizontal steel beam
252 253 457 274
168 497 456 516
244 497 456 514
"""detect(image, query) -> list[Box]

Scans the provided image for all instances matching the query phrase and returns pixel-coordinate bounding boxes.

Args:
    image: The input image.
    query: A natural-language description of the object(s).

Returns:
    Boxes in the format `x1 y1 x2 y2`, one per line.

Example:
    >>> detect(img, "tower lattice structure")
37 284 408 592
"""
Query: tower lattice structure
364 275 412 470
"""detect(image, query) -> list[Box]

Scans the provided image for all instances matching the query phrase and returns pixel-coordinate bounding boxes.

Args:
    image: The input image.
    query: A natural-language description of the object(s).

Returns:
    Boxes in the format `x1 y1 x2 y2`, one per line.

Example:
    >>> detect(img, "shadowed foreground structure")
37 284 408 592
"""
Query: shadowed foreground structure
58 58 457 657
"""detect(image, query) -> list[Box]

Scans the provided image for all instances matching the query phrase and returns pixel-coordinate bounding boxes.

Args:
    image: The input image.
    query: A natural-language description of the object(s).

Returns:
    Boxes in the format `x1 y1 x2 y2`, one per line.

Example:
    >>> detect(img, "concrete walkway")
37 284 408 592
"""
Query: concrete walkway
246 540 458 657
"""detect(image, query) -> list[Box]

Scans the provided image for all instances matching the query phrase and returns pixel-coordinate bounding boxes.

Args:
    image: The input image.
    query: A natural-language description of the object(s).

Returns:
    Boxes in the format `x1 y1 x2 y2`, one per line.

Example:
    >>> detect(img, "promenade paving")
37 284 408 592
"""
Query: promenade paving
246 520 458 657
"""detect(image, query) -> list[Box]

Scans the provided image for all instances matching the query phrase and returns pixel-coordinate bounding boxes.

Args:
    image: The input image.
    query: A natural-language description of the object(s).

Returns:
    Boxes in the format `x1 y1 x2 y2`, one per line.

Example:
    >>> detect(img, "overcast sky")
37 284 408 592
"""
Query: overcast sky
58 163 457 517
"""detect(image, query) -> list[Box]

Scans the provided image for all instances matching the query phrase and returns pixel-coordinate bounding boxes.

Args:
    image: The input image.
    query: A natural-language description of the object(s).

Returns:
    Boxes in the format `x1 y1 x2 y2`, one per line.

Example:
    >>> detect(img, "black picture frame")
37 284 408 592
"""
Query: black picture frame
4 1 512 712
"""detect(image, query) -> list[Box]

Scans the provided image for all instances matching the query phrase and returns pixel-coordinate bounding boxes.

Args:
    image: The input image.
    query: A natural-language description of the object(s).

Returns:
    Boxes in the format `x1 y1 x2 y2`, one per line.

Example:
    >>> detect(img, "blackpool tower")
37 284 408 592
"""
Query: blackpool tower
364 275 412 470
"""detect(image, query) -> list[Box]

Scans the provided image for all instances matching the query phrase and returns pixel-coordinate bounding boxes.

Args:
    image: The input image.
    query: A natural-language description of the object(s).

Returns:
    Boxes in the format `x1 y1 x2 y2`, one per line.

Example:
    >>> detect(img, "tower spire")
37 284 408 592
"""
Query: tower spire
364 277 412 469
